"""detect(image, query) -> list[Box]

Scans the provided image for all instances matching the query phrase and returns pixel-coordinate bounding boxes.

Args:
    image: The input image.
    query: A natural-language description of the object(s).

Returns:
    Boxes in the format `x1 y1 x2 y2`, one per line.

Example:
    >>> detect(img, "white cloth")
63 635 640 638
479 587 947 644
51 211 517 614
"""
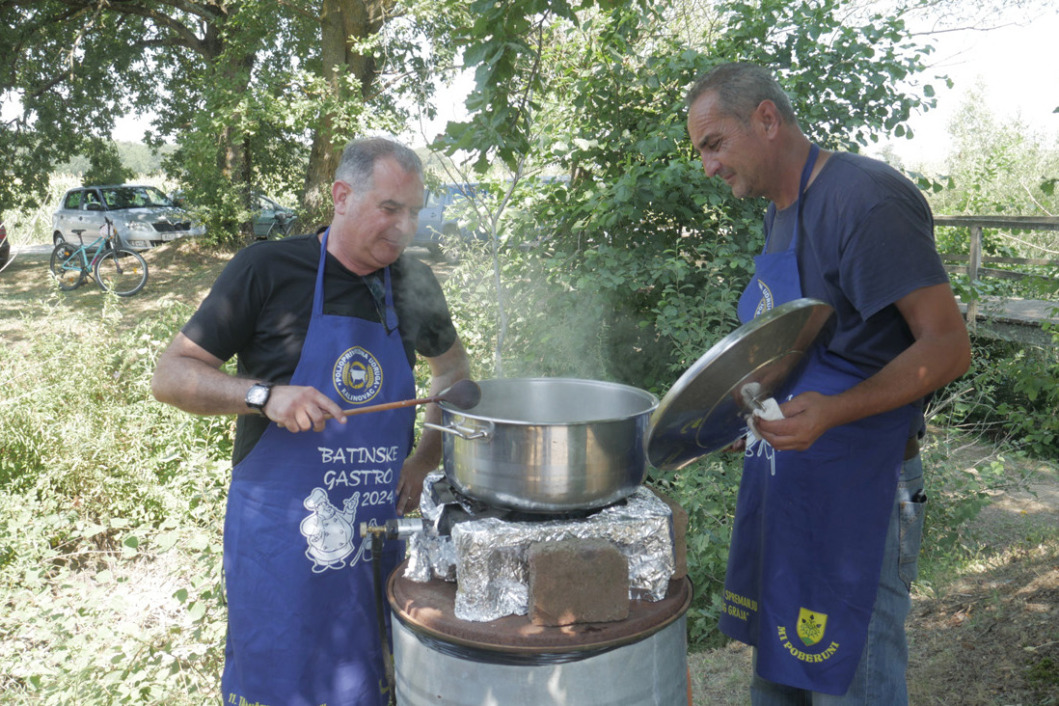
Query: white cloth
746 396 784 438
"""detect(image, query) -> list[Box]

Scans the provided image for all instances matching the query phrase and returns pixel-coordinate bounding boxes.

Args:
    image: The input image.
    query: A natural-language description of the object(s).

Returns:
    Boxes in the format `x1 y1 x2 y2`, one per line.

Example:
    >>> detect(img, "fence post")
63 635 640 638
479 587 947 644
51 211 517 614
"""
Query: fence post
966 225 983 331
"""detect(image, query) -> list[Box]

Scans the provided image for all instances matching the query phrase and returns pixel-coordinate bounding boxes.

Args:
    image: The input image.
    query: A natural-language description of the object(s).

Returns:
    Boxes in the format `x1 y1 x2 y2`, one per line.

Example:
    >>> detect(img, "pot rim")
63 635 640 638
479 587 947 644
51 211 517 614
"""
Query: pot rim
438 376 659 426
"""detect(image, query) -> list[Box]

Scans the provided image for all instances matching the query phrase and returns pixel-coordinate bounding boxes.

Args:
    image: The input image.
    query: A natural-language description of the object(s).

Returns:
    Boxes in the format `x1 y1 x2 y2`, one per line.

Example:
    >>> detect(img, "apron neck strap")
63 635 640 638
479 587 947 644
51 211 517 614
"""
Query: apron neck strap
762 143 821 254
315 229 400 332
314 229 330 317
791 143 821 250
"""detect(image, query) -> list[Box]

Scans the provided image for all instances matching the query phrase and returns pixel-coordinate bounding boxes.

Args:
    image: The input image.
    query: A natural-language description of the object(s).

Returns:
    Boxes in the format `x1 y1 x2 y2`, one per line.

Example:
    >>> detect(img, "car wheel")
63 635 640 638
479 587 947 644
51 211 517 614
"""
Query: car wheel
53 231 66 246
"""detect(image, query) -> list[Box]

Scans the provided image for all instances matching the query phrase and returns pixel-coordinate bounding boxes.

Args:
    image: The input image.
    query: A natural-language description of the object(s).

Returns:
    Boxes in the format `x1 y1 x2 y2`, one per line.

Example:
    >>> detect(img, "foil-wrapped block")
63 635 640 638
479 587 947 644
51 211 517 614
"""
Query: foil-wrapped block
404 474 676 623
404 473 457 582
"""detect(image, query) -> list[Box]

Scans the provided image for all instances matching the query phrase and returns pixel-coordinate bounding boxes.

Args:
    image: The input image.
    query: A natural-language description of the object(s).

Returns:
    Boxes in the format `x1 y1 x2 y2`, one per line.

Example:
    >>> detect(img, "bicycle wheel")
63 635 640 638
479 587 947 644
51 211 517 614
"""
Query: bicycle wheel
50 242 86 290
94 248 148 296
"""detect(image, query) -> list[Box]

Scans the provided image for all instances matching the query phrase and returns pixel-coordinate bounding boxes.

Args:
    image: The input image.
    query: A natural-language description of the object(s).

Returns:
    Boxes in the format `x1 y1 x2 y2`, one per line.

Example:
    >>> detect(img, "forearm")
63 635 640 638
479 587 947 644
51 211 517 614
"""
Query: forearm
759 284 971 451
152 344 258 416
820 327 972 429
405 343 471 469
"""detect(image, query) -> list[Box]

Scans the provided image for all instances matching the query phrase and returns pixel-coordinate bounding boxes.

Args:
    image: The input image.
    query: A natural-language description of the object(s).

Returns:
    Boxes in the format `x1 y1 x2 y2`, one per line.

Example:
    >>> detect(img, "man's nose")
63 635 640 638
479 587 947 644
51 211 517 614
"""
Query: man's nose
701 154 720 178
399 210 418 235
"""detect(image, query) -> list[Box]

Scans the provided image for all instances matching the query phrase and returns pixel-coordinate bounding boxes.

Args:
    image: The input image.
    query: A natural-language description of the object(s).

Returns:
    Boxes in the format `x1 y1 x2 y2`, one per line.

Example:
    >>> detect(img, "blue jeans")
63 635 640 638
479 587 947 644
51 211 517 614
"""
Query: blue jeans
750 455 927 705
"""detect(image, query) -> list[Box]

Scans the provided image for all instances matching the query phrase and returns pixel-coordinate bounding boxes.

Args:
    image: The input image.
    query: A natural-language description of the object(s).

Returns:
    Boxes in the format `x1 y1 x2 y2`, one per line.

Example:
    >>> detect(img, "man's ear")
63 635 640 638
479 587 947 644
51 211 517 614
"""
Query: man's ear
332 180 352 214
754 99 781 137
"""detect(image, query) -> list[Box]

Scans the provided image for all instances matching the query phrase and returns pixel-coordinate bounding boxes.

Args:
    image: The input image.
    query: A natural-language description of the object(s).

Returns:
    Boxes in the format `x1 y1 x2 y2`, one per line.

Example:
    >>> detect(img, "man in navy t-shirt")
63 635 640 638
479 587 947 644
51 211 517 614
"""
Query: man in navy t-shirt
686 63 971 704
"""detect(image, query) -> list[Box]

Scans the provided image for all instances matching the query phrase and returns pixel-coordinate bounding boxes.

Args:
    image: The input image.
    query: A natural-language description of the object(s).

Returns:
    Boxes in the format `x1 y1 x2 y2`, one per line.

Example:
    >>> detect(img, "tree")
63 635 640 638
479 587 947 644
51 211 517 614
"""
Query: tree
438 0 942 387
0 0 458 239
0 1 282 233
429 0 946 649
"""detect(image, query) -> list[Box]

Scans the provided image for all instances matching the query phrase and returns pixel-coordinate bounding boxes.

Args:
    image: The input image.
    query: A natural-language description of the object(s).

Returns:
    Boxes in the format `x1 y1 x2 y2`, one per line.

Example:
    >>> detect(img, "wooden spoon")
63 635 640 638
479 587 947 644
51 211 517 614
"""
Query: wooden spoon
341 378 481 417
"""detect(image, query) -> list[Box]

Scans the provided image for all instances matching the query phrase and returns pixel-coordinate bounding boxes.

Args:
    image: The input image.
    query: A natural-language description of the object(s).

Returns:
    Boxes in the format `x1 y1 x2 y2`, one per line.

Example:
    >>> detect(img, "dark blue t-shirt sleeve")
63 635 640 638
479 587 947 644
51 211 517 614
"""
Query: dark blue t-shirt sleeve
839 196 949 321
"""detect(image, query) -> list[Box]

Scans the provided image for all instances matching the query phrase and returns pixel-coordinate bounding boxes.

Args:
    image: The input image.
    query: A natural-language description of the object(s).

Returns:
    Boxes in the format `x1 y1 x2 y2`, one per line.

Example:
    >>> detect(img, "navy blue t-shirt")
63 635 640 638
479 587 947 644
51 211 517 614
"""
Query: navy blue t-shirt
764 152 950 375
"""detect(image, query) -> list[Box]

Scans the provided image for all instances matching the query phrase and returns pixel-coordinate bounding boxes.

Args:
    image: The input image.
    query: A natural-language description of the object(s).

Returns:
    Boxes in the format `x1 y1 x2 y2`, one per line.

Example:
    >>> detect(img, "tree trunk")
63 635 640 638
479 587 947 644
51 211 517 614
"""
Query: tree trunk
302 0 389 220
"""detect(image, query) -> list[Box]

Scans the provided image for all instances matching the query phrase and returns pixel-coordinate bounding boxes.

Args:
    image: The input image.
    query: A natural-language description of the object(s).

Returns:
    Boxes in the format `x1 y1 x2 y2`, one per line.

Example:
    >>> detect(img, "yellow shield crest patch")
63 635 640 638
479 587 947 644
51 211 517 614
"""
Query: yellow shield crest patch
796 608 828 647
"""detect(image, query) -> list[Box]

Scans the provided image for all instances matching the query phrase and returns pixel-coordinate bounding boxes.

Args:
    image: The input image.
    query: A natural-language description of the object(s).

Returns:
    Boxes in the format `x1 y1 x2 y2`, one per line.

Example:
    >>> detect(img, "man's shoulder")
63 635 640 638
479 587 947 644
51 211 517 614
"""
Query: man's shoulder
226 234 318 275
391 252 441 286
826 152 918 192
817 152 928 213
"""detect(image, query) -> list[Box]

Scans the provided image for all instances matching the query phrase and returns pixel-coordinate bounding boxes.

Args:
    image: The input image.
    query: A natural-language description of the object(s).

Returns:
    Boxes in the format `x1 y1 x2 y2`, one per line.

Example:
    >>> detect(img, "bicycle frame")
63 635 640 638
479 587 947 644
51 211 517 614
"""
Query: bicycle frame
66 229 115 271
51 217 150 297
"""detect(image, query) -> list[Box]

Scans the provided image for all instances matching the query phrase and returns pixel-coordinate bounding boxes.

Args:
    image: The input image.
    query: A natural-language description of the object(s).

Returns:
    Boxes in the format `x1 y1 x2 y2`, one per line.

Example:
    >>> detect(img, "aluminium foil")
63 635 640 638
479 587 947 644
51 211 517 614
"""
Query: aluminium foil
403 473 676 622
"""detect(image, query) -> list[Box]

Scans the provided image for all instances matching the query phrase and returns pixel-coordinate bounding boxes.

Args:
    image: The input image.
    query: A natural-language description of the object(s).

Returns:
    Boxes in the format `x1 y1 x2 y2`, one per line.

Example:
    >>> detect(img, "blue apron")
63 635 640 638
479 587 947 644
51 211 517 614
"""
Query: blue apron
722 145 913 694
221 230 415 706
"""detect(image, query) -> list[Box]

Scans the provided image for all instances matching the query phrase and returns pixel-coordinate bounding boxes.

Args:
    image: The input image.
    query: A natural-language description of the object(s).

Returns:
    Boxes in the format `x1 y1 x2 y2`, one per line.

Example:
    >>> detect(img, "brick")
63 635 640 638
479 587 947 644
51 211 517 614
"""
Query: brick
527 538 629 626
649 487 689 580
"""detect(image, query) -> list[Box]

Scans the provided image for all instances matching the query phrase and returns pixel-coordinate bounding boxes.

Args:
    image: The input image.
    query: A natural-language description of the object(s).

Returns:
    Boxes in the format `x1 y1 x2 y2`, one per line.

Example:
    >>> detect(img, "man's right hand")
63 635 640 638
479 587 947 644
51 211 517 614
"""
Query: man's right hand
264 385 347 433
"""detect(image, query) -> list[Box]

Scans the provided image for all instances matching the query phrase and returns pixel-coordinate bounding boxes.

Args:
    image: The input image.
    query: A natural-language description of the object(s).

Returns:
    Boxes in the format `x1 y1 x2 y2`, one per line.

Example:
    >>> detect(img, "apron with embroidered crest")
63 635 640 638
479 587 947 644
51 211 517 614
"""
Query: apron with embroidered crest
221 230 415 706
720 145 913 694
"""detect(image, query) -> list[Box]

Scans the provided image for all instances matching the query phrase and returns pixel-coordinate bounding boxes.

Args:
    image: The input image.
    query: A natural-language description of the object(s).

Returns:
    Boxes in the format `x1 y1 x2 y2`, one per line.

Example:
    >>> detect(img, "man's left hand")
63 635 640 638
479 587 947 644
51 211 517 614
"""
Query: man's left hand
395 457 435 516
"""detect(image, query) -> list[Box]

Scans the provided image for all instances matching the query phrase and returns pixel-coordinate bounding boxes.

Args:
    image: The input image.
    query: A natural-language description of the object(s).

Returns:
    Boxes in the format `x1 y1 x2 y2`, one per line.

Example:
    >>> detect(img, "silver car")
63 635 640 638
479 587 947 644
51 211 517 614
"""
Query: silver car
52 185 206 250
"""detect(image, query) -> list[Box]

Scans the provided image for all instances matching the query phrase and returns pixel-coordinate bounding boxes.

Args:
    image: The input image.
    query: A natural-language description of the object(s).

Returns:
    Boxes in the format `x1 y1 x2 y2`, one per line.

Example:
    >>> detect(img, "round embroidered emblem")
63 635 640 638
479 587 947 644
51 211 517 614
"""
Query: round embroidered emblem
333 346 383 405
753 280 774 318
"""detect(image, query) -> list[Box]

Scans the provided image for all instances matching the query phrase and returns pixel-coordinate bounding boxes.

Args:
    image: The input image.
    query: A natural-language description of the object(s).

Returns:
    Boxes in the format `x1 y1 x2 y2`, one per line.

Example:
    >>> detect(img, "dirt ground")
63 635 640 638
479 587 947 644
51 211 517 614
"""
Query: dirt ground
4 239 1058 705
690 453 1059 706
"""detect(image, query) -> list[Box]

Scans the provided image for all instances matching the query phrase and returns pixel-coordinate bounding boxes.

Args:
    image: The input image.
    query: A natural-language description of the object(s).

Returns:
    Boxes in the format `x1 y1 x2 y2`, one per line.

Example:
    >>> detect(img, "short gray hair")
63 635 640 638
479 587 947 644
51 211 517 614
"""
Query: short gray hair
334 137 423 192
685 62 798 128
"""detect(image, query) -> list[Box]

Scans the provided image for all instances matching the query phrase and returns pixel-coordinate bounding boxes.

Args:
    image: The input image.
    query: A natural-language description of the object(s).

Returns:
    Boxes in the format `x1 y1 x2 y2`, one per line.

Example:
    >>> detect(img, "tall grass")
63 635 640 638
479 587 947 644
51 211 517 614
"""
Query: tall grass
0 298 229 704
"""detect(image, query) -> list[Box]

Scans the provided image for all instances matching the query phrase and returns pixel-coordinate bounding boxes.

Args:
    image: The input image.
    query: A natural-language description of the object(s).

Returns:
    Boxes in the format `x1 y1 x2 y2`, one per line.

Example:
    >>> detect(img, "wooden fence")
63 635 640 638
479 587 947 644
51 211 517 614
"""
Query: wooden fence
934 216 1059 338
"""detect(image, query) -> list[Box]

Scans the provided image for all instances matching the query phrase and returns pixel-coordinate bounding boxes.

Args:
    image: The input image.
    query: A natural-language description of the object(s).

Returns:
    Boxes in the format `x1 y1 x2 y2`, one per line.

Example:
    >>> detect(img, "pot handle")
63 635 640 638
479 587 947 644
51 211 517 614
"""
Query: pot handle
422 419 494 441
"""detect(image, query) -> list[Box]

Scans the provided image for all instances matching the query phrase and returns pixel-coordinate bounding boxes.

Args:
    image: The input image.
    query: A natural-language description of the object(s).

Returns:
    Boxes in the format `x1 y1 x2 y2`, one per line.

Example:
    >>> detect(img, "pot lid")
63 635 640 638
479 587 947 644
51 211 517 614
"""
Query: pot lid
646 298 834 471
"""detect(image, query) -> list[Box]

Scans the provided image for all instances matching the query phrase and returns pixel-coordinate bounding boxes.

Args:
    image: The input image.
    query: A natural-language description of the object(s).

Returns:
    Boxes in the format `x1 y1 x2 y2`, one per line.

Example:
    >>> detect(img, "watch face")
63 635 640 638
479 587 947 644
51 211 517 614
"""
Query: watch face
248 384 270 407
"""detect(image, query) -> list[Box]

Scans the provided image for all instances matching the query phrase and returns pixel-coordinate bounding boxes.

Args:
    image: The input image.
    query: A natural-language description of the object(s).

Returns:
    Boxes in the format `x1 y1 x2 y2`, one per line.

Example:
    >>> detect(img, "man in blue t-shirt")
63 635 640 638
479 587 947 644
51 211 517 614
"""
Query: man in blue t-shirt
685 63 971 704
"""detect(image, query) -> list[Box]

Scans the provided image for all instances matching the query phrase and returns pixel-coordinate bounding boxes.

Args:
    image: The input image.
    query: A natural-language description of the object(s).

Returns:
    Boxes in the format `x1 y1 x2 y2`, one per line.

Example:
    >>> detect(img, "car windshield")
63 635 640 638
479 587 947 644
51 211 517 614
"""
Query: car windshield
100 186 173 210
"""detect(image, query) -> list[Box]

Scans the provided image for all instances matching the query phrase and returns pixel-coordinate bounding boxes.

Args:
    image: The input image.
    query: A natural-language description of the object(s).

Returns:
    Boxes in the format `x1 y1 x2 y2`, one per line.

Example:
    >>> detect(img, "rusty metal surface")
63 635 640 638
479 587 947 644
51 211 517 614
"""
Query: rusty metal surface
388 564 692 655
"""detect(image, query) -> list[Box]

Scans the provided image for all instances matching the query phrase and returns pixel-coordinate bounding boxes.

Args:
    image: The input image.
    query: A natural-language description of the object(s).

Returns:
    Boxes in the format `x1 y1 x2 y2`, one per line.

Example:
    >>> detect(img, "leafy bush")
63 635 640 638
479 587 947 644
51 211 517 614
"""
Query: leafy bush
954 327 1059 459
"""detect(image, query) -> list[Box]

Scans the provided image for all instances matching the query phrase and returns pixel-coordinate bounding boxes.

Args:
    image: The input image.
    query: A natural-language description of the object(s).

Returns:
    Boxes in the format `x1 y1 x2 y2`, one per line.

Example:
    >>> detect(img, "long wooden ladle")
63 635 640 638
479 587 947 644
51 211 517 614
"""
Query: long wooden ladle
341 378 481 417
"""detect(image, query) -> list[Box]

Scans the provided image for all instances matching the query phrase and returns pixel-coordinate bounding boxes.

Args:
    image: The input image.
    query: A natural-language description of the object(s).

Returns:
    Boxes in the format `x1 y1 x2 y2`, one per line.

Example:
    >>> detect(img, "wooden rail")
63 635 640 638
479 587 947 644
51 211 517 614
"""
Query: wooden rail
935 216 1059 338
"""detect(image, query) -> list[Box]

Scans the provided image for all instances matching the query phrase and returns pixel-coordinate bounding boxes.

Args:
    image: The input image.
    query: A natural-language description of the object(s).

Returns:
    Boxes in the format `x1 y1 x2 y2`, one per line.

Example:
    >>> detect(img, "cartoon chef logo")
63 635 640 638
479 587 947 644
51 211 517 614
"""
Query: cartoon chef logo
333 346 383 405
300 488 360 573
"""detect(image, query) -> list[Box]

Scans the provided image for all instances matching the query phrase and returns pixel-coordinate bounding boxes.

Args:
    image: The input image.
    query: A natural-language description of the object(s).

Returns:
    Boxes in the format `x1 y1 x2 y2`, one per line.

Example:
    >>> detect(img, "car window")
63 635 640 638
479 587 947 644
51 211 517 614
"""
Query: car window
63 191 83 209
256 194 279 211
100 186 173 210
83 190 103 210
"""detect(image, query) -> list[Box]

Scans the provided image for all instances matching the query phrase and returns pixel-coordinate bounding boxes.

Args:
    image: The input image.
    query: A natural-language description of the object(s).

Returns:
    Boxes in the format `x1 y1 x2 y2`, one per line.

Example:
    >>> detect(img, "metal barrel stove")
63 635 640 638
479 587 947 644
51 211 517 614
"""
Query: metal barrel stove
388 567 692 705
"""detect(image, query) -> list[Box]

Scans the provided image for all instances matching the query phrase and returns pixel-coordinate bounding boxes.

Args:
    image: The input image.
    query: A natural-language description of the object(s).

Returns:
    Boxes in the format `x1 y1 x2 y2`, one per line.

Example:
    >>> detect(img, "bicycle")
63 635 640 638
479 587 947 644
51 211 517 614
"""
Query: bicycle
251 211 298 242
49 217 149 297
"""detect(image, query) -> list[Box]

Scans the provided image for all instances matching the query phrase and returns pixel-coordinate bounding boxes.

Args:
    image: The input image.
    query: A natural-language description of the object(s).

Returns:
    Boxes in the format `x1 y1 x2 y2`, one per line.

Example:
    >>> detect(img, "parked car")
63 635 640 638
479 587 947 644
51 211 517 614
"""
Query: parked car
412 183 484 256
169 190 297 241
0 221 10 268
52 185 205 251
251 193 298 239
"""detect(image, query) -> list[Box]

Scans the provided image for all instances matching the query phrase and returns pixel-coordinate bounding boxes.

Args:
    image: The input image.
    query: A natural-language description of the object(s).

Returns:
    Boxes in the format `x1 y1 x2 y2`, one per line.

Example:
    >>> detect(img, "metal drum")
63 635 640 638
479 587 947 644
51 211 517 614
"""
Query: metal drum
388 568 692 706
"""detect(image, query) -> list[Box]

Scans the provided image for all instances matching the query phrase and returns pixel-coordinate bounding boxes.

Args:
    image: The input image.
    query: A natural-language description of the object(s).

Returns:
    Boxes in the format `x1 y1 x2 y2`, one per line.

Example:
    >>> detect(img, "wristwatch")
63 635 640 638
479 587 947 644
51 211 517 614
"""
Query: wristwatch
245 381 275 414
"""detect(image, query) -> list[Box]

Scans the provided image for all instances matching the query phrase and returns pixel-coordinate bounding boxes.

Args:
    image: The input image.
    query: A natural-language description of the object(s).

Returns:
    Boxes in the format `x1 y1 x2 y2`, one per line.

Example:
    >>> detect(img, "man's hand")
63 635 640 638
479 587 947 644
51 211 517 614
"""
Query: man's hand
395 456 435 516
265 385 347 433
753 391 834 451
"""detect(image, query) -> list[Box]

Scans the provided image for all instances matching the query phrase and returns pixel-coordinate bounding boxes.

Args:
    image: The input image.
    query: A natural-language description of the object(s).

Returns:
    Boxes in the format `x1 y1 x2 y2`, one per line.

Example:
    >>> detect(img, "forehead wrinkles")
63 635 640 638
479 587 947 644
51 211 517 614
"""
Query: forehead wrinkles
690 100 739 151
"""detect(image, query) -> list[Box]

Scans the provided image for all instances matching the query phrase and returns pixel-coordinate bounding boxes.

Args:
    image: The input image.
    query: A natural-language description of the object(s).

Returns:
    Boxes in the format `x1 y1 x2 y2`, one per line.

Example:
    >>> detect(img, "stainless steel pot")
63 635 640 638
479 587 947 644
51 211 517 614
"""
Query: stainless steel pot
428 378 659 513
